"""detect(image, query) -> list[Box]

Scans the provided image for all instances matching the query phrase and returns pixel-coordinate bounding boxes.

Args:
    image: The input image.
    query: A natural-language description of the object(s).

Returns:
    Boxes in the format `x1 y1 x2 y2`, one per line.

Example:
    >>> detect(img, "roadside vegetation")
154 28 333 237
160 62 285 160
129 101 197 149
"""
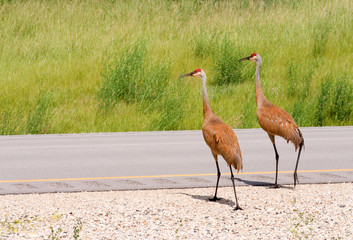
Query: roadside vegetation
0 0 352 134
0 212 83 239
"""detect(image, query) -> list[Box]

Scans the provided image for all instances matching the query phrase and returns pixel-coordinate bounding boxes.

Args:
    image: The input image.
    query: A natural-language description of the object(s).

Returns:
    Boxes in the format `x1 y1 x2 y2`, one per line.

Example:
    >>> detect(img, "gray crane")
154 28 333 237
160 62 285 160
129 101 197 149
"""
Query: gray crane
180 68 243 210
239 53 304 188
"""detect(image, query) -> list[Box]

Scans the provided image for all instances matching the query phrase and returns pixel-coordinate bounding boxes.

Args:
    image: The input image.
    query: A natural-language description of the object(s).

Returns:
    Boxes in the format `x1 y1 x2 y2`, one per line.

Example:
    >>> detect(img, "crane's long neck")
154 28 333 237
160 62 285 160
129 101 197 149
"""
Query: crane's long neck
255 59 267 107
201 74 213 118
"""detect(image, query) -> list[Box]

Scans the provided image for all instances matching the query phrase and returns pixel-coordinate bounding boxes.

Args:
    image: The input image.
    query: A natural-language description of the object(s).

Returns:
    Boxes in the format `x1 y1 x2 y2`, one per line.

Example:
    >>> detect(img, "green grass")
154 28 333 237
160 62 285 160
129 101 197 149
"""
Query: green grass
0 0 352 134
288 198 314 239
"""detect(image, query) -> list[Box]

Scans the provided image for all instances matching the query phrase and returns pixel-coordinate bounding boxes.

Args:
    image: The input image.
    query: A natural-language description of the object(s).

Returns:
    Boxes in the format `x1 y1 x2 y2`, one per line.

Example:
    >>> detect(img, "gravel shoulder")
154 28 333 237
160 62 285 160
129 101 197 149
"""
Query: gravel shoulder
0 183 352 239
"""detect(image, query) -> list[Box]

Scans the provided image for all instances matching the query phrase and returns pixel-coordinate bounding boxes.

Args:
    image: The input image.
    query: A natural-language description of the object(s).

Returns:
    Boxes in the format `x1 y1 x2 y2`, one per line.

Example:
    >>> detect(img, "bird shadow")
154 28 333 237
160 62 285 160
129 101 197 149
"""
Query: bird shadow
235 177 294 190
179 193 235 208
234 177 272 187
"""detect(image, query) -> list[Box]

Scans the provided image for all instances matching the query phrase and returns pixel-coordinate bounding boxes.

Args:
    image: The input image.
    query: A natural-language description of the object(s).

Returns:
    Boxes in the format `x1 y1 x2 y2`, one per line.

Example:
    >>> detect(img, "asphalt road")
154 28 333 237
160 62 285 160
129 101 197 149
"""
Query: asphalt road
0 126 352 194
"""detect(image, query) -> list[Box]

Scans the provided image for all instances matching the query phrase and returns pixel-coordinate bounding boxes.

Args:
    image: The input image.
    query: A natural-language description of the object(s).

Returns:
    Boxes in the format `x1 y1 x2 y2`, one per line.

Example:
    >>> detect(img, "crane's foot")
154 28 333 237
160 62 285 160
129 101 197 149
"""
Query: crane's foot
234 205 243 211
269 184 282 189
208 196 221 201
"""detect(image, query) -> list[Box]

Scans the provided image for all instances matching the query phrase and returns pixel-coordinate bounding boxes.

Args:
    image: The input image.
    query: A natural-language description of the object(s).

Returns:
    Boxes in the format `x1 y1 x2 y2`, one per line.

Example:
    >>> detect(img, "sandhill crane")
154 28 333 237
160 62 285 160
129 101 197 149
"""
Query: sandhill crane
179 69 243 210
239 53 304 188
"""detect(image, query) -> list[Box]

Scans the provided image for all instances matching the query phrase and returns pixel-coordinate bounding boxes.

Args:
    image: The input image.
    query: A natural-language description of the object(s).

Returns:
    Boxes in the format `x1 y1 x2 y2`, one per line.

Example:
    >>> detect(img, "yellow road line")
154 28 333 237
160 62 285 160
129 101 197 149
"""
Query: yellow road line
0 169 352 183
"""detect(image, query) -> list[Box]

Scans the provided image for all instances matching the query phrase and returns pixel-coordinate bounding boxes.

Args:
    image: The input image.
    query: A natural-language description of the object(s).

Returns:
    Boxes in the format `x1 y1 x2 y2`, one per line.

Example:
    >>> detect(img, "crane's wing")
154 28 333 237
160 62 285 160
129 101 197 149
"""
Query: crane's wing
202 119 243 172
257 105 304 151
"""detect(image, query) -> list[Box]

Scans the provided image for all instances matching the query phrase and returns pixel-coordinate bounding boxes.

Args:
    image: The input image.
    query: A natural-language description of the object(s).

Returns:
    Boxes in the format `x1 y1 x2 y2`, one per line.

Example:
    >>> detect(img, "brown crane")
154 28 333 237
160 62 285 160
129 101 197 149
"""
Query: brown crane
179 68 243 210
239 53 304 188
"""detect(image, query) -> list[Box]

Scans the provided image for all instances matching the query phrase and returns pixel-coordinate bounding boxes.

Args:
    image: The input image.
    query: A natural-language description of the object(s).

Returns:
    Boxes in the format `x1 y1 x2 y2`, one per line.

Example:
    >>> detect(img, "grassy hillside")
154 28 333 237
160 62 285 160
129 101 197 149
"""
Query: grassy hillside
0 0 352 134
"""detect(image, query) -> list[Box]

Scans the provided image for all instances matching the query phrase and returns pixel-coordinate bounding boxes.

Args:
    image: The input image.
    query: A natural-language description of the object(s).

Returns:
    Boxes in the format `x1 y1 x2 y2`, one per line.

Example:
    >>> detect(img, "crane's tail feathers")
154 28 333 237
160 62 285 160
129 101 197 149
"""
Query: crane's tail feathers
232 151 243 173
233 162 243 173
292 128 304 152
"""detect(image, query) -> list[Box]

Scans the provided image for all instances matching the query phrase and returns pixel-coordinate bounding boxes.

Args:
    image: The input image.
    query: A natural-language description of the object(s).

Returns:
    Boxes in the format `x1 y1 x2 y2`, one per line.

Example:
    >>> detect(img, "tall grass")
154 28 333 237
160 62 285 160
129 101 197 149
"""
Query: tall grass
99 40 148 107
150 82 187 131
26 91 54 134
314 74 353 126
0 0 352 135
213 35 245 86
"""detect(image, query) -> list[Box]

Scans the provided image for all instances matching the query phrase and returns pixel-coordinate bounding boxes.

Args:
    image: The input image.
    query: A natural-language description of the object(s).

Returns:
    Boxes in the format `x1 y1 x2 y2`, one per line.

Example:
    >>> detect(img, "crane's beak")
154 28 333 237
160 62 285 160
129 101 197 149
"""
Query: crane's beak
179 71 194 78
238 56 251 61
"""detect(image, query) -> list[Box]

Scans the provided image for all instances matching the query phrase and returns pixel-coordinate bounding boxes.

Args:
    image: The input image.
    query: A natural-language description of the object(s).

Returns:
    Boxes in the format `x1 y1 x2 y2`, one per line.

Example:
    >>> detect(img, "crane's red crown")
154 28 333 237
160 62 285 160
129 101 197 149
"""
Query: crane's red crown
251 53 257 57
194 69 202 73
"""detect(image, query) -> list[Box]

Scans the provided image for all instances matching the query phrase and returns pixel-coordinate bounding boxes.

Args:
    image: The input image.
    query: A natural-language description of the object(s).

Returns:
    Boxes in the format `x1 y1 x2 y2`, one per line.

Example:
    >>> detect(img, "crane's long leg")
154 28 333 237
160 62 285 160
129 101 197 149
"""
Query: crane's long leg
267 134 281 188
293 142 303 187
209 154 221 201
230 166 242 210
271 143 280 188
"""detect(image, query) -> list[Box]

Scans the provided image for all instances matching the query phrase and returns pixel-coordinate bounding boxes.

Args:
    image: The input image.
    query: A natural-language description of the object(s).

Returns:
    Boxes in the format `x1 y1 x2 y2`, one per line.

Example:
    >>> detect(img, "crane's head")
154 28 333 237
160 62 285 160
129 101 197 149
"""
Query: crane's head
238 53 260 62
179 68 204 78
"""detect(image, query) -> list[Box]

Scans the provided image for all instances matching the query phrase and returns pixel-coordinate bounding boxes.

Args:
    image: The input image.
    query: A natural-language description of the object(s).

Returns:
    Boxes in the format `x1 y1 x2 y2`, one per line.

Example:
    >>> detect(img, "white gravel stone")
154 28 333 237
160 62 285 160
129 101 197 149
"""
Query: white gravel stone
0 183 352 239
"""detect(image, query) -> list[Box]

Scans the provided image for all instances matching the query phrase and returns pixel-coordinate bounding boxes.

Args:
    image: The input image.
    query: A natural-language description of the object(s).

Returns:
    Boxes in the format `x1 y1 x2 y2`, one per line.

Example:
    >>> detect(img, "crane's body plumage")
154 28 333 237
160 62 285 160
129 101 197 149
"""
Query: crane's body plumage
202 116 243 172
240 53 304 187
179 68 242 210
256 97 304 151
